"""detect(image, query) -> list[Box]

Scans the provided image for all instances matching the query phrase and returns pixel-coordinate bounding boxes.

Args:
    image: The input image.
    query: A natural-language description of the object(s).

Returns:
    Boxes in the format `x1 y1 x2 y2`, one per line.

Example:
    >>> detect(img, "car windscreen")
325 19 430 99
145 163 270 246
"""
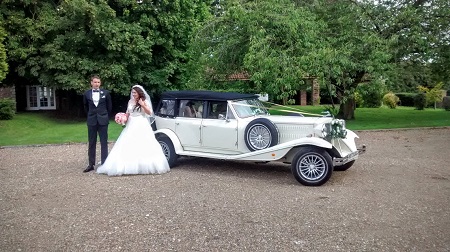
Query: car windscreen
231 99 268 118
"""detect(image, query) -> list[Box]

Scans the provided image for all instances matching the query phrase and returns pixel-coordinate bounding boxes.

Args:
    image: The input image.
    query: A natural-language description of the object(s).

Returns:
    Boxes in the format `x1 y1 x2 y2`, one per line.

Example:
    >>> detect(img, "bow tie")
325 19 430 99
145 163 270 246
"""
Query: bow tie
93 90 100 92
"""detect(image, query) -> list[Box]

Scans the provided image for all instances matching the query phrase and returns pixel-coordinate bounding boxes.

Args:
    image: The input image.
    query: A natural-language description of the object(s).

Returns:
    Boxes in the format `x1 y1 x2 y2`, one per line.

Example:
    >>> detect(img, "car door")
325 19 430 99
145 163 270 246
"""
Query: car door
175 99 202 149
201 101 238 151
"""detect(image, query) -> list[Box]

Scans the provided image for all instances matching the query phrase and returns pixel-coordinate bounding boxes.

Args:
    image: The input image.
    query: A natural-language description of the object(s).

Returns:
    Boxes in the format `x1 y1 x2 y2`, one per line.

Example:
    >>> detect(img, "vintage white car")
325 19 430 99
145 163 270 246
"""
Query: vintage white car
153 90 365 186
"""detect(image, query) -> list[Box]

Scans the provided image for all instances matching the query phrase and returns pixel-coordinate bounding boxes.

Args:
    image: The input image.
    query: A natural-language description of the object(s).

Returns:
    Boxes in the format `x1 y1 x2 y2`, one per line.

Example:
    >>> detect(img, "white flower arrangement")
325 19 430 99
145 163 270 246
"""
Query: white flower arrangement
330 119 347 139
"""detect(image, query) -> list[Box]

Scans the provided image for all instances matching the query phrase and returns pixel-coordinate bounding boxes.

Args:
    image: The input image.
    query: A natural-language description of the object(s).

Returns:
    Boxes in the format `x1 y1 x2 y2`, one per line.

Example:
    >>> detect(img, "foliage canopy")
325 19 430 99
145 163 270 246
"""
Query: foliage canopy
0 21 7 82
1 0 448 119
1 0 211 94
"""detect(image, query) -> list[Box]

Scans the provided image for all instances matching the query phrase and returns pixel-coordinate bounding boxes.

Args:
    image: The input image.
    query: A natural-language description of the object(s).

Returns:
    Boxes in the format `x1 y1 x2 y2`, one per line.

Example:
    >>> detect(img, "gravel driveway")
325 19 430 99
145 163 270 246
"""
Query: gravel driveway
1 128 449 252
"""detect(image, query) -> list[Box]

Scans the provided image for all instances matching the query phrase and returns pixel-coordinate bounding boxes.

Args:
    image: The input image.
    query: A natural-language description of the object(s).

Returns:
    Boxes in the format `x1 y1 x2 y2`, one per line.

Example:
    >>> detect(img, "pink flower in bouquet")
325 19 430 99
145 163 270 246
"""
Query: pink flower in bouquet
115 112 127 125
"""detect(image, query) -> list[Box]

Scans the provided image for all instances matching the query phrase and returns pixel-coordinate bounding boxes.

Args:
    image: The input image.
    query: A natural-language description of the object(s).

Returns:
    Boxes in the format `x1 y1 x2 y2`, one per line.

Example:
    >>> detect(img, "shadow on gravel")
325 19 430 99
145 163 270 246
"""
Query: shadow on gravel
173 156 300 185
172 156 358 187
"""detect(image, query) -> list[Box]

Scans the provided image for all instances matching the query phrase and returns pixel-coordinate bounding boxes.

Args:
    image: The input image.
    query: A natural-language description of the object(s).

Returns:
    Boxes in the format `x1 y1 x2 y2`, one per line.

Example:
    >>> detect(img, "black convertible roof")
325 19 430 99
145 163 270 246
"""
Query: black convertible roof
160 90 258 101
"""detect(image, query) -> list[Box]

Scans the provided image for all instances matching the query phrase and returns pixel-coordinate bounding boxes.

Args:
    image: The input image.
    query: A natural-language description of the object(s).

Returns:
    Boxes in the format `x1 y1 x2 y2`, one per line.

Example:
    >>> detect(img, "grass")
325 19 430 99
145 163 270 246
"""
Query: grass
0 112 124 146
0 107 449 146
269 105 450 130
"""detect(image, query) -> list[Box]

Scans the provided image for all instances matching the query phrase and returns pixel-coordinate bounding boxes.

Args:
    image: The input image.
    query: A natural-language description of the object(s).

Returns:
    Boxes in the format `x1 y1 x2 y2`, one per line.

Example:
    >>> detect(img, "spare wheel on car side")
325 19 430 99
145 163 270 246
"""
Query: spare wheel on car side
244 118 279 151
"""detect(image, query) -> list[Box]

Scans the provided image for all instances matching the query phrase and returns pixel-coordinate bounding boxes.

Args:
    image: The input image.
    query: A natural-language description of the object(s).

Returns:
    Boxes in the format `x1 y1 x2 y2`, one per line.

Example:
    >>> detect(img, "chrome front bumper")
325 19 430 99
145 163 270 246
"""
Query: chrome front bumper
333 145 367 166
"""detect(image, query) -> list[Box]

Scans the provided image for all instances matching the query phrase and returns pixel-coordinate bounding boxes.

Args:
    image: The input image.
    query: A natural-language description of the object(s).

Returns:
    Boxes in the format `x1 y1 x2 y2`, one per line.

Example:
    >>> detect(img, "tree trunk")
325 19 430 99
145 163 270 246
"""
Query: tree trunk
338 98 356 120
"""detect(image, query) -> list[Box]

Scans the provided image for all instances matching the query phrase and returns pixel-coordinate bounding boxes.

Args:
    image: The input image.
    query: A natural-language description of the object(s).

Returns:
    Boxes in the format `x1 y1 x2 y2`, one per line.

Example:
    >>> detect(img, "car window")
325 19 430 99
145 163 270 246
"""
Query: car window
232 99 268 118
158 99 175 117
196 103 204 118
179 100 202 118
207 101 234 119
227 107 235 119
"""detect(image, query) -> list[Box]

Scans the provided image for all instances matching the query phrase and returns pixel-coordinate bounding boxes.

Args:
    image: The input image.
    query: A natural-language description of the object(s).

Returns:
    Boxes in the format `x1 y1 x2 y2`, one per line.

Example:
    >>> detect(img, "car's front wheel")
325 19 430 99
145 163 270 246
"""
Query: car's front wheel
291 147 333 186
157 135 178 167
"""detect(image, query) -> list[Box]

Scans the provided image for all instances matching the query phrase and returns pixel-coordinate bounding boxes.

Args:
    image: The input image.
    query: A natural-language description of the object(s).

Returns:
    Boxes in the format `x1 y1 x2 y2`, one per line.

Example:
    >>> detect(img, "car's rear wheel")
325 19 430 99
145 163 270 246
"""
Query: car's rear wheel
157 135 178 167
334 160 355 171
244 118 279 151
291 147 333 186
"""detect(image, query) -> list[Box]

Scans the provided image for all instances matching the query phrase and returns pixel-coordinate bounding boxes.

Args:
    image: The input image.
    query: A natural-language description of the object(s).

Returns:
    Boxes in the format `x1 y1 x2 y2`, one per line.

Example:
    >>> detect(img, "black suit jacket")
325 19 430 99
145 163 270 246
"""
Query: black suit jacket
83 89 112 126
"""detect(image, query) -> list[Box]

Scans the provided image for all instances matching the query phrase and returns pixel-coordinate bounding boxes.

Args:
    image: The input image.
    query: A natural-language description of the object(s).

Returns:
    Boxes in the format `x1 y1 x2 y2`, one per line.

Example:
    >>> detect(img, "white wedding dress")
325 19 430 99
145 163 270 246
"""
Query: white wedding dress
97 101 170 176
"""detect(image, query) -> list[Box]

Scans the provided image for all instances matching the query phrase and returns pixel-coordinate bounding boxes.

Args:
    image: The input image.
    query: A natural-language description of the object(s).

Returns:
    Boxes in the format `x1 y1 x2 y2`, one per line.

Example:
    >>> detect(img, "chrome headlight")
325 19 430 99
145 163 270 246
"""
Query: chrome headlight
314 123 330 138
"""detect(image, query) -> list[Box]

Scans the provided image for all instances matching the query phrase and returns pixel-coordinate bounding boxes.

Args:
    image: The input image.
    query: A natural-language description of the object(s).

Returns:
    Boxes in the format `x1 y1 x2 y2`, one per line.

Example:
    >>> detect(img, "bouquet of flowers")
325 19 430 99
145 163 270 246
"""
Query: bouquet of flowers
115 112 128 126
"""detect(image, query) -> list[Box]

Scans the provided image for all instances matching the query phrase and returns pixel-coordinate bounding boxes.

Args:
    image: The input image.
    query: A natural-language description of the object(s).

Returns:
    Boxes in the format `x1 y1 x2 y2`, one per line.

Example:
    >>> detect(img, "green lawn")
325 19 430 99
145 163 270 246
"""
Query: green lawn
0 112 124 146
269 105 450 130
0 107 449 146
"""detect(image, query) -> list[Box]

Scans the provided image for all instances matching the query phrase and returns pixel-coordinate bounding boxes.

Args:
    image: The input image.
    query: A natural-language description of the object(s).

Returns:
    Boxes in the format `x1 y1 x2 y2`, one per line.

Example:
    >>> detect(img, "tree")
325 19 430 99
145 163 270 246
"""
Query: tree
191 0 391 118
0 21 7 83
418 82 445 109
190 0 327 104
318 0 450 118
0 0 210 94
194 0 448 119
307 0 392 119
355 0 450 91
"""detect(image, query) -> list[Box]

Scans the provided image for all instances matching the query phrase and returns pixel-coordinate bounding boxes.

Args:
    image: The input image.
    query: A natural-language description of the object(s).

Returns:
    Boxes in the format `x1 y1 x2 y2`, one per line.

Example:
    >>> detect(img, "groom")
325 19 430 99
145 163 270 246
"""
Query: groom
83 75 112 172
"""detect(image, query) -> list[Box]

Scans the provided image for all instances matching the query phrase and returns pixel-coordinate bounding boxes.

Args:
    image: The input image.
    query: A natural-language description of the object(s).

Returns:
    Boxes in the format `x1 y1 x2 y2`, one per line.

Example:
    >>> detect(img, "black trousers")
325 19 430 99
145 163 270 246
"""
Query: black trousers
87 124 108 166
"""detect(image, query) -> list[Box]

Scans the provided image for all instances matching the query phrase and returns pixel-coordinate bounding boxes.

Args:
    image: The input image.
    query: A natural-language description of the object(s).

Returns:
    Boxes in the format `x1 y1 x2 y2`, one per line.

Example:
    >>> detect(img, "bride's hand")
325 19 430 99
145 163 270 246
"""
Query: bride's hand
138 98 145 106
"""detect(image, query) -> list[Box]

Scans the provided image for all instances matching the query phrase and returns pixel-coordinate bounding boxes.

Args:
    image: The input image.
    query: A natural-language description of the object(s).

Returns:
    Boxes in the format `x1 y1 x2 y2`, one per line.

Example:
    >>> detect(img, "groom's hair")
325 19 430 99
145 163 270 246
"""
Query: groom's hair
90 75 101 82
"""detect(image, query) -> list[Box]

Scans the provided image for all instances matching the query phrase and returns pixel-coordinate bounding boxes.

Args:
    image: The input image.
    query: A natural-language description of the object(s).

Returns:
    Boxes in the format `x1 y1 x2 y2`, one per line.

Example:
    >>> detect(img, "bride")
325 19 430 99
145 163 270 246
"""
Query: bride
97 85 170 176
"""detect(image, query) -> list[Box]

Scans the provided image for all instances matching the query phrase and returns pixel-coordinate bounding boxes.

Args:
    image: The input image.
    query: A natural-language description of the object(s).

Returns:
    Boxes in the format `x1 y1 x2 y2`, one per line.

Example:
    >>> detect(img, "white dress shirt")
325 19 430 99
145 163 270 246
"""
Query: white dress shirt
92 89 100 107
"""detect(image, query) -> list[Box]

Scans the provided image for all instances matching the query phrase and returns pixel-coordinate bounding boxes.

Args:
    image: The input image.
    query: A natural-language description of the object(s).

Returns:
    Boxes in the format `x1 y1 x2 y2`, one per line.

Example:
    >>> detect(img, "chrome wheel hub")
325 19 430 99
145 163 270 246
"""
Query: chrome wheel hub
298 154 326 181
248 125 271 150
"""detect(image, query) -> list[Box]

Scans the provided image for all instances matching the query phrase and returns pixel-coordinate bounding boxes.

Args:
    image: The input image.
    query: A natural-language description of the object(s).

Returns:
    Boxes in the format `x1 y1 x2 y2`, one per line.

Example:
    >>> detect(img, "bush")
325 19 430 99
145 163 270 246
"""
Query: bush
356 81 384 108
354 91 363 108
362 89 383 107
0 98 16 120
418 82 445 109
396 93 415 107
383 92 400 109
414 93 427 110
443 97 450 111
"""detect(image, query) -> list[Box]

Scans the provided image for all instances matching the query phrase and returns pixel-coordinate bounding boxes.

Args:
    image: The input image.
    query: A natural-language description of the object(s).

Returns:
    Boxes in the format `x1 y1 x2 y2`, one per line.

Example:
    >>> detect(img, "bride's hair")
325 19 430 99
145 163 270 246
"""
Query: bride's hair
132 86 146 112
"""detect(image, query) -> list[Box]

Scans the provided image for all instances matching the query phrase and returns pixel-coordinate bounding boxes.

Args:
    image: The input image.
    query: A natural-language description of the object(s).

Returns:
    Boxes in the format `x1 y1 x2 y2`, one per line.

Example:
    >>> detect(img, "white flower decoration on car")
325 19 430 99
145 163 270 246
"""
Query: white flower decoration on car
330 119 347 139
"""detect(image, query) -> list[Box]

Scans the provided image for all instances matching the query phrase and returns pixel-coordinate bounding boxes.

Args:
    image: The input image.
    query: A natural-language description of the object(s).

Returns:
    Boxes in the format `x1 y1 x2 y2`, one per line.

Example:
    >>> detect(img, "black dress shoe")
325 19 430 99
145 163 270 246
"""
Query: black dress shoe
83 165 94 173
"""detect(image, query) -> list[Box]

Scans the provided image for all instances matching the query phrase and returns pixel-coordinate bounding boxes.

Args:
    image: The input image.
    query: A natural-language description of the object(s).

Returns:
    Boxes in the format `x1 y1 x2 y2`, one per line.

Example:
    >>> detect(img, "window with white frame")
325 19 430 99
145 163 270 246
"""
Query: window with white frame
26 85 56 110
